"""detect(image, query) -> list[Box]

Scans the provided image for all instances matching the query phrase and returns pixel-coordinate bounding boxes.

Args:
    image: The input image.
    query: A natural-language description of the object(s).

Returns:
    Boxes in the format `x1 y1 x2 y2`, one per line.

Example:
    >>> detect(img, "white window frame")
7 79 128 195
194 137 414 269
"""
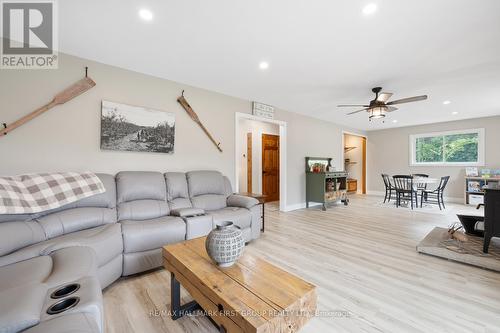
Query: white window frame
409 128 485 166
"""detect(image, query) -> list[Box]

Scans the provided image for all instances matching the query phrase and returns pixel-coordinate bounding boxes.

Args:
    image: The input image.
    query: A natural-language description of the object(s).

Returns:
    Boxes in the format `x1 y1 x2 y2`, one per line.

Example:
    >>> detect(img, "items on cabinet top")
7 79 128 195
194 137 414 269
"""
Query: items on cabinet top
305 157 335 173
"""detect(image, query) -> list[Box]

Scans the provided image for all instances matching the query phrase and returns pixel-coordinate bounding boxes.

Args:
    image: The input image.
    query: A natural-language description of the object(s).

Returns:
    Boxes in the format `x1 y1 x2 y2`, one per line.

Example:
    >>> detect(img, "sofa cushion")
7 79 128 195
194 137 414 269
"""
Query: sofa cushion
187 171 225 197
191 194 227 211
43 246 98 288
0 282 47 333
121 216 186 253
0 220 46 256
165 172 192 210
0 224 123 270
0 256 52 291
37 207 116 239
23 312 100 333
0 173 116 258
185 215 213 240
0 213 31 223
118 200 169 221
116 171 166 203
227 195 259 209
208 207 252 229
165 172 192 211
168 198 192 211
123 249 162 276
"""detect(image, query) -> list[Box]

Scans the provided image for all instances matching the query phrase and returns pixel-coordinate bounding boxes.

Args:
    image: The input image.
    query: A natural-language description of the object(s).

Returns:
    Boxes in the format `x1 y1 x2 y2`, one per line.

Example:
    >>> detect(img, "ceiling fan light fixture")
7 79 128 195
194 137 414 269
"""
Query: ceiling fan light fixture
369 106 387 119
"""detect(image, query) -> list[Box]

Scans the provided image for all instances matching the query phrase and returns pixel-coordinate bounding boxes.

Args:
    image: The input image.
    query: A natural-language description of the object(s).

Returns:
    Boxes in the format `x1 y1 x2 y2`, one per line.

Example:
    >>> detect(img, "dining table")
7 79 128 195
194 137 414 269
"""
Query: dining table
388 177 439 209
413 177 439 184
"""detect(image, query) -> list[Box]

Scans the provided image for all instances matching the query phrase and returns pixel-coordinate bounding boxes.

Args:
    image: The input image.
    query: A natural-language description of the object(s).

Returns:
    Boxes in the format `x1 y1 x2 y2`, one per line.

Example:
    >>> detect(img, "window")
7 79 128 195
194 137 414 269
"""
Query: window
410 128 485 166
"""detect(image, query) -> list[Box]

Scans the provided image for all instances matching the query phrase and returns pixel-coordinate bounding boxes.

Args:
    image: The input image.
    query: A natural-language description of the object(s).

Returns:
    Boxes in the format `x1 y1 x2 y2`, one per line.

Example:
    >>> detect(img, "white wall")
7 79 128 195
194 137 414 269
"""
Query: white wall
344 134 364 194
367 116 500 200
0 52 365 210
238 119 279 194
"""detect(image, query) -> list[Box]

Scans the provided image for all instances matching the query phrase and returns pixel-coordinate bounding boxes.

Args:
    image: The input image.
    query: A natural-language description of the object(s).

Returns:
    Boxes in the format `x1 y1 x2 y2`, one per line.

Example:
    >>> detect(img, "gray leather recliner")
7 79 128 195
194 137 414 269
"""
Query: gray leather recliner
0 170 262 333
0 246 103 333
186 170 261 242
117 171 187 276
0 174 123 288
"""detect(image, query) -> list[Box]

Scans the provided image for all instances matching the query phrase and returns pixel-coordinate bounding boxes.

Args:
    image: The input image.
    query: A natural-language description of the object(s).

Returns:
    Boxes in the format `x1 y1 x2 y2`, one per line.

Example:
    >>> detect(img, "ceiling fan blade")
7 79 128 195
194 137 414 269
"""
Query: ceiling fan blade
377 92 393 103
386 106 398 112
337 104 369 107
387 95 428 105
346 108 370 115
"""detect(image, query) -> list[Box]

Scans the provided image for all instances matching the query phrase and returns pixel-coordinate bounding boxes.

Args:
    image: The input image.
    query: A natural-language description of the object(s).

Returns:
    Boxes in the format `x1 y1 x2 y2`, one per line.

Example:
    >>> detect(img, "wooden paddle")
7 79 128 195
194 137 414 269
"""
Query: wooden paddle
1 75 96 137
177 92 223 152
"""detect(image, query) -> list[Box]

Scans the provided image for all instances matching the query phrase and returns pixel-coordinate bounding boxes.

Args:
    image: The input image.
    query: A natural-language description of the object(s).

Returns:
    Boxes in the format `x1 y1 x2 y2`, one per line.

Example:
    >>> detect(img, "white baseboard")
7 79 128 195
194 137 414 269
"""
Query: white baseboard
284 202 321 212
366 190 463 204
284 193 465 212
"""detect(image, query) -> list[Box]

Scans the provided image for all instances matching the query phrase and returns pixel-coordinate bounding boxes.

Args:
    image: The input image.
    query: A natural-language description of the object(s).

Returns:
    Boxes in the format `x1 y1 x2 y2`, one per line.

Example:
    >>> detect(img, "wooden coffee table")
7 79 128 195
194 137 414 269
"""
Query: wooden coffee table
162 237 317 332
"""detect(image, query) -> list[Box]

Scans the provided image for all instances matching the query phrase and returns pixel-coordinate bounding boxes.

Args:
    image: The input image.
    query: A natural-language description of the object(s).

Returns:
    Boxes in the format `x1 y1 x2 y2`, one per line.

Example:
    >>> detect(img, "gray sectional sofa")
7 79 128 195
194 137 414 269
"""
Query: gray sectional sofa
0 170 261 333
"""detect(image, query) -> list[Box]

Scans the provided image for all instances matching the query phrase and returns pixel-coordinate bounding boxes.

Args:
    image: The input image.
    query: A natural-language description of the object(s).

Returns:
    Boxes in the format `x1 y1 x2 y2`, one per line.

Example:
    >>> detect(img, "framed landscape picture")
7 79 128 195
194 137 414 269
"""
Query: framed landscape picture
100 101 175 154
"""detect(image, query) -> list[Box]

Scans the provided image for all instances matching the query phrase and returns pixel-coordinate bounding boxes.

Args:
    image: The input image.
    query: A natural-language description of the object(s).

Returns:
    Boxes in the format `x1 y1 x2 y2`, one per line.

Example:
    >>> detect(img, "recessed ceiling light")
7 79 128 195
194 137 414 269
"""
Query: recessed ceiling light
452 111 458 115
392 120 398 123
363 3 377 15
139 9 153 21
443 100 451 105
259 61 269 70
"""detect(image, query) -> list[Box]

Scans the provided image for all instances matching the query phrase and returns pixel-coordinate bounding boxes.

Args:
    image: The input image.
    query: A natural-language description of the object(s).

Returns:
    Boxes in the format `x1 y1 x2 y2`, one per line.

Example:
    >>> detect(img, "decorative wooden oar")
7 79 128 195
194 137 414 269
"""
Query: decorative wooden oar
177 90 223 152
1 67 96 137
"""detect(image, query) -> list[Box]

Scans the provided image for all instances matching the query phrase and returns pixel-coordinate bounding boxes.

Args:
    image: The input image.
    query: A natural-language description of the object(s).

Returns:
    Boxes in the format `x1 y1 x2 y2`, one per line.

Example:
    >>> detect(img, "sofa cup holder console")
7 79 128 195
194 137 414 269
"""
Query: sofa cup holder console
47 297 80 315
50 283 81 299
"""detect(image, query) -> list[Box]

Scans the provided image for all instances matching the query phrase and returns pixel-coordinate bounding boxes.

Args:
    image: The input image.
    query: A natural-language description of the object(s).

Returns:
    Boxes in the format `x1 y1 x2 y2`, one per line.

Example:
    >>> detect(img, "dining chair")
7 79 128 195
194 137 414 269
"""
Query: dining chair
381 174 396 203
412 173 429 203
393 175 418 209
412 174 429 190
420 176 450 210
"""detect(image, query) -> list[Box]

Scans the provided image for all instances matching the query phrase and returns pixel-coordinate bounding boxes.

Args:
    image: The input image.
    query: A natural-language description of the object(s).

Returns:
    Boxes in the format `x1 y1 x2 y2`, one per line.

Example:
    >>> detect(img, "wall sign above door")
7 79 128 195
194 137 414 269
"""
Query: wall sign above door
252 102 275 119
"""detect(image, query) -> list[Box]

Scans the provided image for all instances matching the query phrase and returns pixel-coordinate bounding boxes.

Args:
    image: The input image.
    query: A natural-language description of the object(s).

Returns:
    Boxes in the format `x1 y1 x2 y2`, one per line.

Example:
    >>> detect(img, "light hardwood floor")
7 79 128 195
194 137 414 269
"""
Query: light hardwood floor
103 195 500 333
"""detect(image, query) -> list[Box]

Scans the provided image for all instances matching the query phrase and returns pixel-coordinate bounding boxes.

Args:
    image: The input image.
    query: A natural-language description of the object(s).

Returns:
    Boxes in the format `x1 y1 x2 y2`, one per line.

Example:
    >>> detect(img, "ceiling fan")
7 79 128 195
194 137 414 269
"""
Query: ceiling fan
338 87 428 121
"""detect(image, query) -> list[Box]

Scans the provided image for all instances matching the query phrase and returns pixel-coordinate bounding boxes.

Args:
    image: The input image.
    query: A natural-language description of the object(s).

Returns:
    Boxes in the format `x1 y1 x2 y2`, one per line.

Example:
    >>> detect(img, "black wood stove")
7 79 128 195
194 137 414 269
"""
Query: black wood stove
483 184 500 253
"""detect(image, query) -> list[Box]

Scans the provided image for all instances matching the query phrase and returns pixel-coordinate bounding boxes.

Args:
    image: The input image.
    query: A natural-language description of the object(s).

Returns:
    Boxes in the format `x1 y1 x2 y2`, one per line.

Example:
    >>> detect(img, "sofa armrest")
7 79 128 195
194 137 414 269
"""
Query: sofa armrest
170 208 205 217
227 195 259 209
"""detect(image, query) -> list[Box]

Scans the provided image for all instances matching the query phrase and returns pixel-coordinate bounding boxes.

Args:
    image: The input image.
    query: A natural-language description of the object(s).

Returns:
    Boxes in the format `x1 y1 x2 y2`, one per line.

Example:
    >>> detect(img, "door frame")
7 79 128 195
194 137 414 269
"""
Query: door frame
261 133 280 202
247 132 252 193
342 131 368 194
235 112 287 212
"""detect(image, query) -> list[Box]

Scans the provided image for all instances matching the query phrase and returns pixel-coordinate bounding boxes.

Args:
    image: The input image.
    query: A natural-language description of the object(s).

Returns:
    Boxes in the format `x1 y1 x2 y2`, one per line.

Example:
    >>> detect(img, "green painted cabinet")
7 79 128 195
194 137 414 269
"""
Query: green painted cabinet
305 157 349 210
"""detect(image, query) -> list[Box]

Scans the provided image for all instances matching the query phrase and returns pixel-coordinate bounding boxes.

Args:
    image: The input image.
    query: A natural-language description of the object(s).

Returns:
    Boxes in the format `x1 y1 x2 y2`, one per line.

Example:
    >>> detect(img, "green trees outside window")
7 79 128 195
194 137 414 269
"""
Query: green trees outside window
415 132 479 164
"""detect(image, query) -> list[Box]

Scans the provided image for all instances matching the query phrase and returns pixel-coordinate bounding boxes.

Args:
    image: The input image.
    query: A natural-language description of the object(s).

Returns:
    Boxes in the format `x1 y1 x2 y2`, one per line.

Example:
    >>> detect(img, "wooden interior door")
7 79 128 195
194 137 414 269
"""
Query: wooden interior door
247 133 252 193
262 134 280 202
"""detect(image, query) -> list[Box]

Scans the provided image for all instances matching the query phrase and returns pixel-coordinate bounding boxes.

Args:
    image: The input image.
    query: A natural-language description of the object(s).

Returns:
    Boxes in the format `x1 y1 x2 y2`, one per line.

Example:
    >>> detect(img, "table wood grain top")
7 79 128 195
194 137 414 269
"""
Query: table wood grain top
163 237 317 333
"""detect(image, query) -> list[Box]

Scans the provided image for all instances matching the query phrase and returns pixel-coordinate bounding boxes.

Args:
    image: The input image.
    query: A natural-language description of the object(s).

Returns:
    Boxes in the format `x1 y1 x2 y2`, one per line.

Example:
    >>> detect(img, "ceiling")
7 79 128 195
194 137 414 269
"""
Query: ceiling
57 0 500 131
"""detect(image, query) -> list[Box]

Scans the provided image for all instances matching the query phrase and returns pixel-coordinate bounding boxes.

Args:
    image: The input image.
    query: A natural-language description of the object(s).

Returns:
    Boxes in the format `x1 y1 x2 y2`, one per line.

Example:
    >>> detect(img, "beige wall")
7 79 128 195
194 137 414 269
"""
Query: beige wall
367 116 500 200
238 119 279 194
344 134 364 194
0 52 364 209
